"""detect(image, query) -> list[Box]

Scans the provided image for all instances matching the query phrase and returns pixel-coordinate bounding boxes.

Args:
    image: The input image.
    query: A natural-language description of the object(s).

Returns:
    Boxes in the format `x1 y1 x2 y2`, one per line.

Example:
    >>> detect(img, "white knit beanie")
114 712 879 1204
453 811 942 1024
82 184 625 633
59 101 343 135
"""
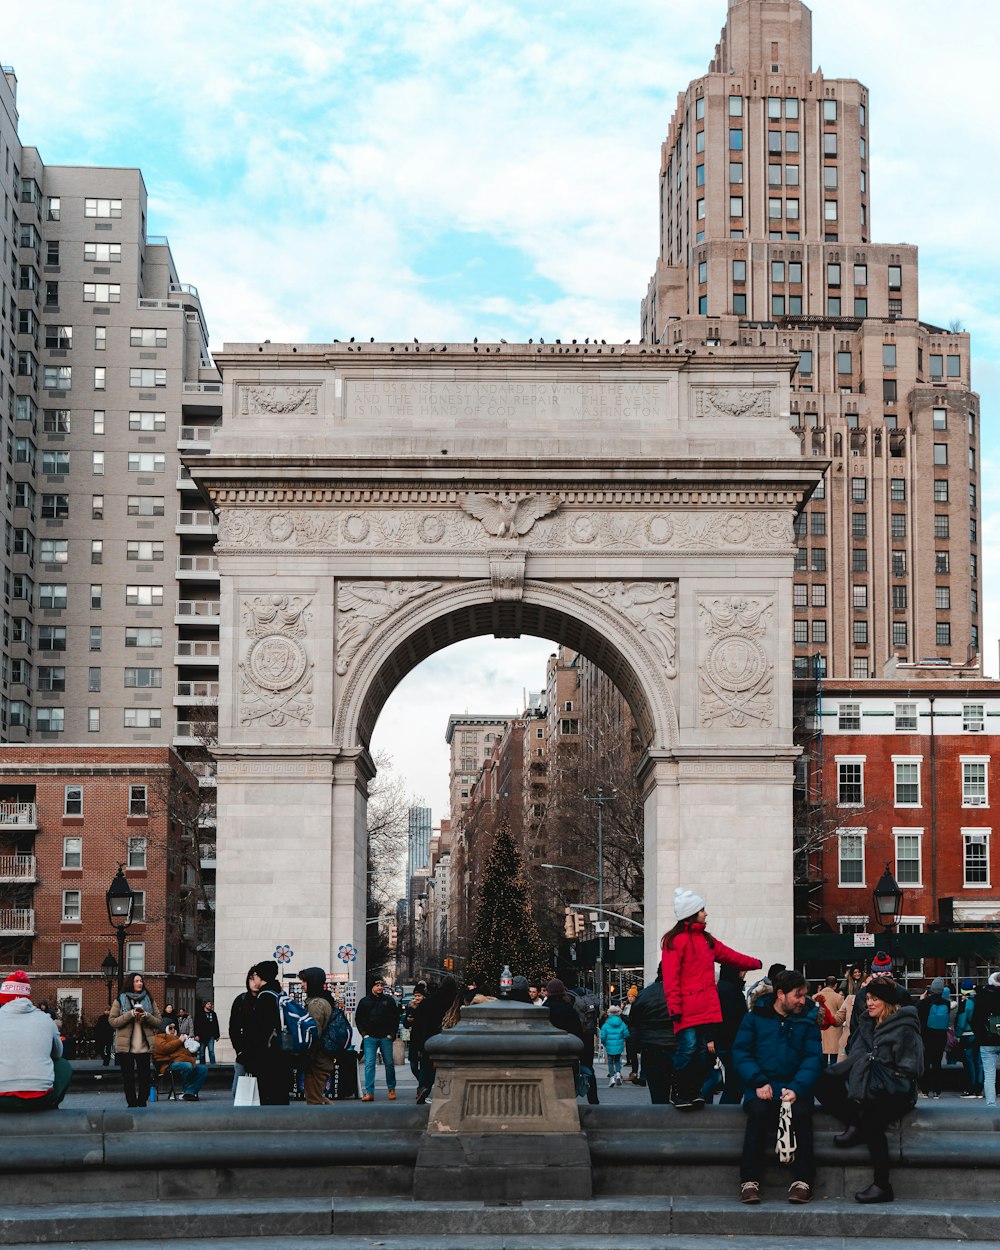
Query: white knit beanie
674 887 706 921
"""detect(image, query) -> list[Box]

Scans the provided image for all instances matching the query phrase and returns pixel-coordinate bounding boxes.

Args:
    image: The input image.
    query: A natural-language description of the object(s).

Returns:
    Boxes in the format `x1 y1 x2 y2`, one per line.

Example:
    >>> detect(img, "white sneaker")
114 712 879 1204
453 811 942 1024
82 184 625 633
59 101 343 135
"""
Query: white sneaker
608 1077 616 1088
616 1074 623 1086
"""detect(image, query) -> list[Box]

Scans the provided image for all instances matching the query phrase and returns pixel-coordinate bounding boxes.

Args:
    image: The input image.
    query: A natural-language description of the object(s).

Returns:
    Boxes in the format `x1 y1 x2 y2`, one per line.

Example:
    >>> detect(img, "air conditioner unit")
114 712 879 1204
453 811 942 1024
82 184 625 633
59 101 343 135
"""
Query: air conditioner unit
966 796 987 806
967 723 983 732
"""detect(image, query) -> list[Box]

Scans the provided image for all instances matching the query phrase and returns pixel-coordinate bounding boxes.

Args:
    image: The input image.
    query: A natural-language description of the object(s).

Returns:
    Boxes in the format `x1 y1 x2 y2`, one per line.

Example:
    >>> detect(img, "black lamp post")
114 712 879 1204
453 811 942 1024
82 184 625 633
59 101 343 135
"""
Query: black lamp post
105 864 135 998
101 952 118 1006
872 863 903 973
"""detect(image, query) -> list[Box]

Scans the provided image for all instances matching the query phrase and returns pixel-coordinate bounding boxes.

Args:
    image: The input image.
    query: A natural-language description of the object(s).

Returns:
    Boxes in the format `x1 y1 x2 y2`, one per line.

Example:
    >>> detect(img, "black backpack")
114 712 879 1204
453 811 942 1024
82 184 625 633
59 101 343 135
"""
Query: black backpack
568 988 599 1037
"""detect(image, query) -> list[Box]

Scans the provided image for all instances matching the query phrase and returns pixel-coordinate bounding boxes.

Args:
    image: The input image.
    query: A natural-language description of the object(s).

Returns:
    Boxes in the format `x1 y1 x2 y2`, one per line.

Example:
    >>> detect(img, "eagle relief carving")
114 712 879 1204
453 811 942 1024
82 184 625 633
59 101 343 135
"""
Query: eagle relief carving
459 492 561 539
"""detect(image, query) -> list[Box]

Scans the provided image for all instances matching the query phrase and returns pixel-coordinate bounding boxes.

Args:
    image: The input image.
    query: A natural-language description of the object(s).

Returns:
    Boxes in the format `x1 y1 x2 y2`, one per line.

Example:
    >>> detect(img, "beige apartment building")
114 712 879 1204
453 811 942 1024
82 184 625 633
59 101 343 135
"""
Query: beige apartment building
641 0 982 679
0 63 221 979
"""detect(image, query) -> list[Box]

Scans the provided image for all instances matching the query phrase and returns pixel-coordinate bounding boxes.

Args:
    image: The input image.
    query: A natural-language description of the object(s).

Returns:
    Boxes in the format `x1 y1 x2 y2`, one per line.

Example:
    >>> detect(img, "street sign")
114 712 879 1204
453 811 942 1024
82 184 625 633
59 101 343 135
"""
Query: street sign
853 932 875 948
608 935 616 951
594 920 610 935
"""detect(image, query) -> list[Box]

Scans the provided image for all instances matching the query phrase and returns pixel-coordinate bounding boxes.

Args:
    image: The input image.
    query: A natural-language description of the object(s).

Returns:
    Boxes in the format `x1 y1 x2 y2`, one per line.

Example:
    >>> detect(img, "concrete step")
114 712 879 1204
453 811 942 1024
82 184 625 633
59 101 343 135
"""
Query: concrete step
3 1240 1000 1250
2 1196 999 1246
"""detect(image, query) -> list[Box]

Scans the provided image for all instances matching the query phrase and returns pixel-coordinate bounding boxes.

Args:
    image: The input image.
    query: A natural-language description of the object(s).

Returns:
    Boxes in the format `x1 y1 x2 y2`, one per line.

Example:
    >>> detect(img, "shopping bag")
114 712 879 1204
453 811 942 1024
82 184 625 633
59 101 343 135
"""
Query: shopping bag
234 1074 260 1106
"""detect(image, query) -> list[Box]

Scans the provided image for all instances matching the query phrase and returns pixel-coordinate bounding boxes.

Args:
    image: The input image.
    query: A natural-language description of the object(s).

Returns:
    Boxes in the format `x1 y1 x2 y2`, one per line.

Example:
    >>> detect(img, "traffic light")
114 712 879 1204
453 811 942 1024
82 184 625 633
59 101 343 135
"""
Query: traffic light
574 912 586 936
444 957 453 971
564 906 575 938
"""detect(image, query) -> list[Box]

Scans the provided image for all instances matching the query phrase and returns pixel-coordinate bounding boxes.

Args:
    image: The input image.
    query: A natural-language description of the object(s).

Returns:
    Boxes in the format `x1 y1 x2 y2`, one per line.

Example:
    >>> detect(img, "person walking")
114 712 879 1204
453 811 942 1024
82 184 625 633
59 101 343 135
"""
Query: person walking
244 961 290 1105
622 986 641 1081
355 977 401 1102
661 887 762 1110
731 969 822 1205
413 977 462 1104
600 1006 629 1087
815 976 846 1067
972 971 1000 1106
297 967 338 1105
916 976 952 1098
109 973 162 1108
93 1009 114 1067
954 980 982 1098
817 977 923 1204
195 1001 221 1065
628 968 677 1104
152 1022 209 1101
0 971 73 1112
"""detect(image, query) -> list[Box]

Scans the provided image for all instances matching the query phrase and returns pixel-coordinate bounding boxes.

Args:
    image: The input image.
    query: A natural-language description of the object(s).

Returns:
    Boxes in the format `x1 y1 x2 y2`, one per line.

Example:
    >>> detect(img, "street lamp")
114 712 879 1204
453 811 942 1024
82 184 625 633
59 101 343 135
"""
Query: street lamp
105 864 135 998
101 952 118 1006
583 786 617 1014
872 863 903 974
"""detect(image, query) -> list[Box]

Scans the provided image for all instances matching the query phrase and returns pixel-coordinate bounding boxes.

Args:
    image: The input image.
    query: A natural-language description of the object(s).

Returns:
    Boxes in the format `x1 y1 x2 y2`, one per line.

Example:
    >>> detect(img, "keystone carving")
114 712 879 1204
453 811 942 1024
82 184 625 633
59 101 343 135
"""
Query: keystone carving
335 581 441 675
459 492 561 539
239 596 314 727
577 582 677 677
490 551 526 602
698 596 774 729
693 387 773 419
238 385 319 415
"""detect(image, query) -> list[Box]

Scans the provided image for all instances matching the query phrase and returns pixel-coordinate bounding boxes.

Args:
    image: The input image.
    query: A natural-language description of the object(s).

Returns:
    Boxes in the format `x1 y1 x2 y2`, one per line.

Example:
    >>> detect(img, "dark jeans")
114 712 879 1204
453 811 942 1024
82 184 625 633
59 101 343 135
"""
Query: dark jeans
961 1039 983 1093
673 1026 709 1100
741 1095 815 1184
119 1052 151 1107
816 1071 914 1189
717 1047 745 1105
256 1054 291 1105
920 1030 948 1095
640 1047 675 1104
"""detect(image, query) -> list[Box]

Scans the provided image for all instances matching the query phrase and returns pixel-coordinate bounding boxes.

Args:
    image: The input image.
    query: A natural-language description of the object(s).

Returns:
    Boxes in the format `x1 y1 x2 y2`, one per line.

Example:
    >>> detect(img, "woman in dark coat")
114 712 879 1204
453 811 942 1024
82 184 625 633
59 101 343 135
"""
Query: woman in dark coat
817 978 923 1204
411 976 460 1104
243 960 289 1106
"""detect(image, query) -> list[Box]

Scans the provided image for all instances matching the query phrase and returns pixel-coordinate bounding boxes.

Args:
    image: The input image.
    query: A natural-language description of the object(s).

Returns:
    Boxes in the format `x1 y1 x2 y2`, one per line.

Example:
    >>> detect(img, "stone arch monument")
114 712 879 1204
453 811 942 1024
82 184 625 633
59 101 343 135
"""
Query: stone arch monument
190 344 820 1032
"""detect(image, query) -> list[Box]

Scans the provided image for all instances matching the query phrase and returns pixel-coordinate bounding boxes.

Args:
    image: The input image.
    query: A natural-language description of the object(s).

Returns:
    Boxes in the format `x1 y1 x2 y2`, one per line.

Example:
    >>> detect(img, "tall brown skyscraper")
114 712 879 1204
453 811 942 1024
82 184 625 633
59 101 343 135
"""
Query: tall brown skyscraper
641 0 982 678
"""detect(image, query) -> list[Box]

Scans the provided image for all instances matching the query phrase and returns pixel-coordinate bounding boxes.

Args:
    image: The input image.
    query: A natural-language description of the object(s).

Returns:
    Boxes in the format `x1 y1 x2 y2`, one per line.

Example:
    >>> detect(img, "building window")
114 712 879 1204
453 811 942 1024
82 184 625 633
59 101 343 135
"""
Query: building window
812 584 826 607
124 667 162 689
127 837 148 869
890 514 906 540
854 298 868 317
894 831 922 885
41 494 70 519
934 586 950 610
838 760 864 806
61 942 81 973
852 658 869 678
851 513 867 538
772 294 785 316
733 294 746 315
811 548 826 572
824 166 838 189
890 478 905 502
851 478 866 503
934 622 950 647
892 622 908 648
768 197 782 219
36 707 65 732
827 296 842 316
92 451 105 475
63 837 82 869
935 552 950 575
90 626 102 652
124 709 162 729
40 539 69 565
129 368 167 388
93 495 105 520
812 620 827 643
43 409 71 434
696 198 705 219
38 666 66 693
888 265 902 290
127 495 165 516
88 667 101 693
933 444 948 465
42 451 71 476
125 585 163 606
93 366 106 390
962 760 988 807
853 621 868 645
929 354 943 379
43 366 72 390
62 889 82 922
794 620 808 644
835 705 860 730
793 584 808 609
84 242 121 263
729 128 743 150
125 627 163 648
63 784 83 816
811 512 826 536
84 198 122 218
128 451 166 473
126 942 145 973
892 585 907 611
128 785 148 817
852 585 868 609
894 759 921 806
963 831 990 886
963 704 985 733
88 708 100 733
126 541 164 561
82 283 121 303
729 161 743 183
129 327 168 348
852 548 867 573
838 829 865 885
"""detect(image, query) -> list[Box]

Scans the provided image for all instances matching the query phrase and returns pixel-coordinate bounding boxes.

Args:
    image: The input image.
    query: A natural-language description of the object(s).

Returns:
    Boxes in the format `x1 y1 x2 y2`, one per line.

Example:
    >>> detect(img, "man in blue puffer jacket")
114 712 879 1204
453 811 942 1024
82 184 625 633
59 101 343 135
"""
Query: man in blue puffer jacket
732 968 823 1206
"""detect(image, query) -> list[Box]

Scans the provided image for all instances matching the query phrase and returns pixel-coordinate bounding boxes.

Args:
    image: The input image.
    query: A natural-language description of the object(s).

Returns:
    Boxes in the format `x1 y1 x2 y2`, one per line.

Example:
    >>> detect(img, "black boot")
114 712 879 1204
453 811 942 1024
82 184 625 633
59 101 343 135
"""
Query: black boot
835 1124 864 1148
855 1182 894 1204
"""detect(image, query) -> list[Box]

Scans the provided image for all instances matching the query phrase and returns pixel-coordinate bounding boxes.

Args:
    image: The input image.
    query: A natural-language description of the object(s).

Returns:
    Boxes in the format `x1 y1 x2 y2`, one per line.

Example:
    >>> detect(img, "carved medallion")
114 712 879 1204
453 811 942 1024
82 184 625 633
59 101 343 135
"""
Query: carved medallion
698 596 774 728
239 596 314 727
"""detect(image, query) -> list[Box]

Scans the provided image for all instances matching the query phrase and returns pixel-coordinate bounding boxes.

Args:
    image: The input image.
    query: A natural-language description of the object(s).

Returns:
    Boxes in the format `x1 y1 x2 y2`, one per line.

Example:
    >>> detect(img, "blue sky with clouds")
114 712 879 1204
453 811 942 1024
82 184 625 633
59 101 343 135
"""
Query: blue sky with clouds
4 0 997 818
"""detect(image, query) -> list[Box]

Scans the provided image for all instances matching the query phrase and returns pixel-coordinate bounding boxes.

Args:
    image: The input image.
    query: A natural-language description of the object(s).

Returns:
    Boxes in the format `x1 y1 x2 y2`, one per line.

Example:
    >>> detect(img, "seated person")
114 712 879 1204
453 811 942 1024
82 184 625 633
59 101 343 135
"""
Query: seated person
0 971 73 1112
153 1022 209 1101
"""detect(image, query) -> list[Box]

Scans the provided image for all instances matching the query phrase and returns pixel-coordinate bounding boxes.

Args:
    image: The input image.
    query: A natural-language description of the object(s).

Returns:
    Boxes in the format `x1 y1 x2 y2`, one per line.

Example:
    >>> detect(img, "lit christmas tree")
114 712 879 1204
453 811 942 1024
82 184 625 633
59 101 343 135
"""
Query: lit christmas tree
467 816 549 989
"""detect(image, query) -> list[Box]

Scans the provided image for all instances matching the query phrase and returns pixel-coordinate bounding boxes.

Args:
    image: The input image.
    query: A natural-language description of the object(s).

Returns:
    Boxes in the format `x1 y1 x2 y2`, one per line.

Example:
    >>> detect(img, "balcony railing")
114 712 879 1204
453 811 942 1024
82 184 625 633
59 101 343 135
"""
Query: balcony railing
176 680 219 700
176 555 219 576
174 640 220 662
176 510 217 531
0 854 36 882
175 600 220 619
0 907 35 935
0 801 37 827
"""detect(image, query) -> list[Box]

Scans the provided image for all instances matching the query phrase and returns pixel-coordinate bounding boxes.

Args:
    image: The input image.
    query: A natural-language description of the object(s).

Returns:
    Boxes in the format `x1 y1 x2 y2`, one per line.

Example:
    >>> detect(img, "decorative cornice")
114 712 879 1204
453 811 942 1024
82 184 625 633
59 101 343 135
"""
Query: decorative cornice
205 487 807 507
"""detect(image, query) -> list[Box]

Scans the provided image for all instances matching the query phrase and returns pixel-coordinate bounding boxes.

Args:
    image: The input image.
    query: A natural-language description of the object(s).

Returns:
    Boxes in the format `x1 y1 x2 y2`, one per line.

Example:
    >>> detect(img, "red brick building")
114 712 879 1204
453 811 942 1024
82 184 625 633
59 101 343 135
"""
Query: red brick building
0 746 200 1027
795 674 1000 981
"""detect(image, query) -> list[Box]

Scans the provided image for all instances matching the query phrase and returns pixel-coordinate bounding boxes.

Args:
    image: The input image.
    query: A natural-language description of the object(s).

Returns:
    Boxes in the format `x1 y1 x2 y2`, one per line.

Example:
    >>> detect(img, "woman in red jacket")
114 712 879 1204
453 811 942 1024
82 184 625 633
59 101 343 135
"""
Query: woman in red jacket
662 887 762 1110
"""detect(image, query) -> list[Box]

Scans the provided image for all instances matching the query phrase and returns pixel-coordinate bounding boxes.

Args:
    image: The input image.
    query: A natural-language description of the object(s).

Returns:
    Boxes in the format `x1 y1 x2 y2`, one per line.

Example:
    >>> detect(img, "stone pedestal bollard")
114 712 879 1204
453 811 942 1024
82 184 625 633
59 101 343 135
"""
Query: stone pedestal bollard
412 998 591 1200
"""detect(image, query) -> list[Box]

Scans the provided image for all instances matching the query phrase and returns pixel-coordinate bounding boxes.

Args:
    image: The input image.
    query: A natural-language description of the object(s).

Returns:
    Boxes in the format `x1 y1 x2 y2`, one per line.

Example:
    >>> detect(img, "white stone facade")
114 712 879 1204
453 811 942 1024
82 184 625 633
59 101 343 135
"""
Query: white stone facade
190 344 820 1039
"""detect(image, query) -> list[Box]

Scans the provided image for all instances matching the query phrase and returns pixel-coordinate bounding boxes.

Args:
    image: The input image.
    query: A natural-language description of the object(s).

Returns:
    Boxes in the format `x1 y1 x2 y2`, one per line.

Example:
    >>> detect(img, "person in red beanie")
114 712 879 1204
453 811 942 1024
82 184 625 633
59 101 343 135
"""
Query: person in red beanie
0 971 73 1111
